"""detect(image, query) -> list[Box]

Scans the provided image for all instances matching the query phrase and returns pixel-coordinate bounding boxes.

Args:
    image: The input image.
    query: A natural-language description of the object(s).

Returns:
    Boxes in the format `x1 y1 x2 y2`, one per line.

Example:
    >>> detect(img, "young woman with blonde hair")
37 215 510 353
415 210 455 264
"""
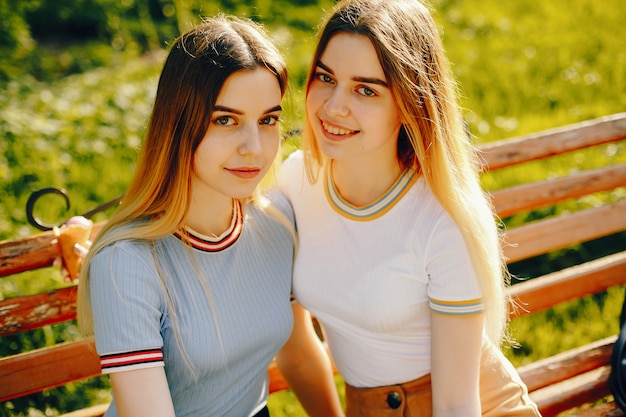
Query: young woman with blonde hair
277 0 541 415
76 15 342 417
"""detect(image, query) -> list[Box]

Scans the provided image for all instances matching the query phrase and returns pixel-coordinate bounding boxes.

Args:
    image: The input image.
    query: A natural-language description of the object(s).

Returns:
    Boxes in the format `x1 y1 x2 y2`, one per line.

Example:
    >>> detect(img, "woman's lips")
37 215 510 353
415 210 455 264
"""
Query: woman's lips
320 119 358 141
226 167 261 179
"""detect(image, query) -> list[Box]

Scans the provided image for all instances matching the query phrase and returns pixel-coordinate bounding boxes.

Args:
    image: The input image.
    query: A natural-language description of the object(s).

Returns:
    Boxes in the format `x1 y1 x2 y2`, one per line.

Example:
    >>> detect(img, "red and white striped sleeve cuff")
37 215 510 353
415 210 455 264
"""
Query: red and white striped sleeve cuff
100 348 164 374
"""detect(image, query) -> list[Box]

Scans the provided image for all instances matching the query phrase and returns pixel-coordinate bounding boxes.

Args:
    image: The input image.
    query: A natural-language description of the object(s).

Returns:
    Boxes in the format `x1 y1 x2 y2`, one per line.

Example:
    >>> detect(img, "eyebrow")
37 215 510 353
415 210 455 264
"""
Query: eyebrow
213 104 283 115
316 59 388 87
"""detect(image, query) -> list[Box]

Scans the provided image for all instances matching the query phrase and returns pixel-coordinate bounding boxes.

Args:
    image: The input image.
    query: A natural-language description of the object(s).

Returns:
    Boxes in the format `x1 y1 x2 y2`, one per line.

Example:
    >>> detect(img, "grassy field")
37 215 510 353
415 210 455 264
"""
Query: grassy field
1 0 625 415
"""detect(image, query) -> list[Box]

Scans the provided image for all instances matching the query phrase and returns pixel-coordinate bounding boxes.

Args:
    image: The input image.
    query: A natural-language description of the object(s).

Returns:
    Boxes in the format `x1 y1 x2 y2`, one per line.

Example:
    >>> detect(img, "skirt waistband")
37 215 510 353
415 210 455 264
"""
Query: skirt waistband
345 374 431 417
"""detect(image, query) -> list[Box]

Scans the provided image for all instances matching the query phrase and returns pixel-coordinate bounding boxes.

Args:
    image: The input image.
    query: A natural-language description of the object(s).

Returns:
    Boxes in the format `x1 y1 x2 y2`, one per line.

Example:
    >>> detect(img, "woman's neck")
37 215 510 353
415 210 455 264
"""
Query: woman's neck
330 156 403 207
184 195 235 238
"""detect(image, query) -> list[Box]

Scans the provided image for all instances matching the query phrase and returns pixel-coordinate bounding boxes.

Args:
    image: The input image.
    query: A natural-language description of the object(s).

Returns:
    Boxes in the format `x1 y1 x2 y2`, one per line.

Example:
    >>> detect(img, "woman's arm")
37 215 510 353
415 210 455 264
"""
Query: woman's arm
430 312 483 417
276 302 344 417
109 367 175 417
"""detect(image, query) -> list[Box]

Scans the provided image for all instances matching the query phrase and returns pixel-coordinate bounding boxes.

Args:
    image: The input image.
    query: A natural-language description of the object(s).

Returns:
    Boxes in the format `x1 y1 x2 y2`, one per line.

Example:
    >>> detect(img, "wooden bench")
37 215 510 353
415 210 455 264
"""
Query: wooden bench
1 112 625 417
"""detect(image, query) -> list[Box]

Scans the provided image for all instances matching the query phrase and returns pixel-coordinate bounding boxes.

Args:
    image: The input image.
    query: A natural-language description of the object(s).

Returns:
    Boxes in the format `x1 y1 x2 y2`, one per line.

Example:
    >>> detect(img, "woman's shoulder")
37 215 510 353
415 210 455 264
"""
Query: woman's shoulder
282 149 304 167
411 177 447 216
249 189 295 229
264 188 293 214
277 150 305 186
91 238 154 270
406 177 462 237
88 238 165 297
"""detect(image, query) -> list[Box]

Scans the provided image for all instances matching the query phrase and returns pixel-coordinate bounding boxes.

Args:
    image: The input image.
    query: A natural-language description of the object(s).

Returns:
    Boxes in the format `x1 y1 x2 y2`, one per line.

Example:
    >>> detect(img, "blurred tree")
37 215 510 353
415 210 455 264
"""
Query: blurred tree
0 0 38 81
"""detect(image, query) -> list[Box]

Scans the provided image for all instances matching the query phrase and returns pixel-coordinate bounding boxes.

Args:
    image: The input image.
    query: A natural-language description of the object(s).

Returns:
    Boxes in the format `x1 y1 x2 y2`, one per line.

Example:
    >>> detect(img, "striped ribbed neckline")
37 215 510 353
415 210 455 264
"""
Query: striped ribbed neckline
174 199 243 252
325 165 417 221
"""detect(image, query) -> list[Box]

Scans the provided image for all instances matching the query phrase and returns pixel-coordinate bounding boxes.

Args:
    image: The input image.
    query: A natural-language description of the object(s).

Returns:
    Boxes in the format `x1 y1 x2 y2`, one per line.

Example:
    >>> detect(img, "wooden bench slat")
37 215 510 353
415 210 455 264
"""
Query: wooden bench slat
529 365 613 417
518 336 615 392
504 199 626 263
0 339 308 408
480 112 626 171
0 337 101 402
0 286 77 336
0 225 101 279
0 231 59 278
268 359 289 394
508 251 626 318
492 163 626 218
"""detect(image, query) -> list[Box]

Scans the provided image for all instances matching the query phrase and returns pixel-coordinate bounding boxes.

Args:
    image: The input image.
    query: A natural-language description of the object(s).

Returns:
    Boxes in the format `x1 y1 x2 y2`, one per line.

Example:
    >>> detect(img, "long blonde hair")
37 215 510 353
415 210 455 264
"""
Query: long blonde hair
302 0 510 344
77 15 288 336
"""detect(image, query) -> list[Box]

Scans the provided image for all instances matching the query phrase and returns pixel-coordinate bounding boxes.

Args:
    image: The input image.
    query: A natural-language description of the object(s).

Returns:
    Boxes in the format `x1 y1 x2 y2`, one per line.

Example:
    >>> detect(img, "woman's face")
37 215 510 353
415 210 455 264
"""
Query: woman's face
306 33 403 164
191 67 283 203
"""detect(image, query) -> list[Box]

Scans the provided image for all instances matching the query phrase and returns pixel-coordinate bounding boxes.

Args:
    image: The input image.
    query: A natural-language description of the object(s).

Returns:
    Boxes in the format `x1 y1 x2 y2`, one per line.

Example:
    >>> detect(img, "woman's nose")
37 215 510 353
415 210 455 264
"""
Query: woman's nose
324 88 350 117
238 125 263 155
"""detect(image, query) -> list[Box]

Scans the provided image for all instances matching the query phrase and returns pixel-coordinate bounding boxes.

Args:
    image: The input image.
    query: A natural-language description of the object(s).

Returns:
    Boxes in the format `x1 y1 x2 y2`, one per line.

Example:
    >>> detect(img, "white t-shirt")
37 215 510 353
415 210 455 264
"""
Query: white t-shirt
278 151 483 387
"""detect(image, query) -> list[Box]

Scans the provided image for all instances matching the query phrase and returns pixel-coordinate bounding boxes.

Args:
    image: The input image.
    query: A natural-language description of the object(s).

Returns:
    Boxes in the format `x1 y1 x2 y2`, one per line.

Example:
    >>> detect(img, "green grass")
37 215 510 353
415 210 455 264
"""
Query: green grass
269 375 346 416
433 0 626 140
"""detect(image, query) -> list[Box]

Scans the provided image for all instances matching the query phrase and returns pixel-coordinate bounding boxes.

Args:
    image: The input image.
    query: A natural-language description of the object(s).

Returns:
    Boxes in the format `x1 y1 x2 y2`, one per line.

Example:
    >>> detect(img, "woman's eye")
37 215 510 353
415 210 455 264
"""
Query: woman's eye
357 86 376 97
316 73 333 83
214 116 235 126
261 116 279 126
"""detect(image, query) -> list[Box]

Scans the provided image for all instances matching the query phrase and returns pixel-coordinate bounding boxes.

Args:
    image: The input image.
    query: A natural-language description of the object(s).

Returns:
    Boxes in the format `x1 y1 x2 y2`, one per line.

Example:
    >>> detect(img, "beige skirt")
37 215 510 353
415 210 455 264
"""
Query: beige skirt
345 342 541 417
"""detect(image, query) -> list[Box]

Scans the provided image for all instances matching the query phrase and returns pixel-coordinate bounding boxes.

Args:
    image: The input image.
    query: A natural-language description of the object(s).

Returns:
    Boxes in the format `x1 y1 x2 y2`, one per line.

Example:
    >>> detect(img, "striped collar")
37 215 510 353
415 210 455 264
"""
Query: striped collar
174 199 243 252
325 165 417 221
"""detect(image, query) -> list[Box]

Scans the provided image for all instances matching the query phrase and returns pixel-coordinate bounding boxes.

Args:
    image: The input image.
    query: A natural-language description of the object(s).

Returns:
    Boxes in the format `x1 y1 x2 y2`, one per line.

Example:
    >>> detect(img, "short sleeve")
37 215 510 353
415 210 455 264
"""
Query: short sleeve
424 213 484 316
89 241 166 373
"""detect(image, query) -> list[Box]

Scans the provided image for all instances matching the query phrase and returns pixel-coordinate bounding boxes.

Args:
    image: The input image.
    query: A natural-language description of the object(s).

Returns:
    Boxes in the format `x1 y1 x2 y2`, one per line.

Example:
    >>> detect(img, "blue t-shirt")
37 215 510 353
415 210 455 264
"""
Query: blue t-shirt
89 193 294 417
